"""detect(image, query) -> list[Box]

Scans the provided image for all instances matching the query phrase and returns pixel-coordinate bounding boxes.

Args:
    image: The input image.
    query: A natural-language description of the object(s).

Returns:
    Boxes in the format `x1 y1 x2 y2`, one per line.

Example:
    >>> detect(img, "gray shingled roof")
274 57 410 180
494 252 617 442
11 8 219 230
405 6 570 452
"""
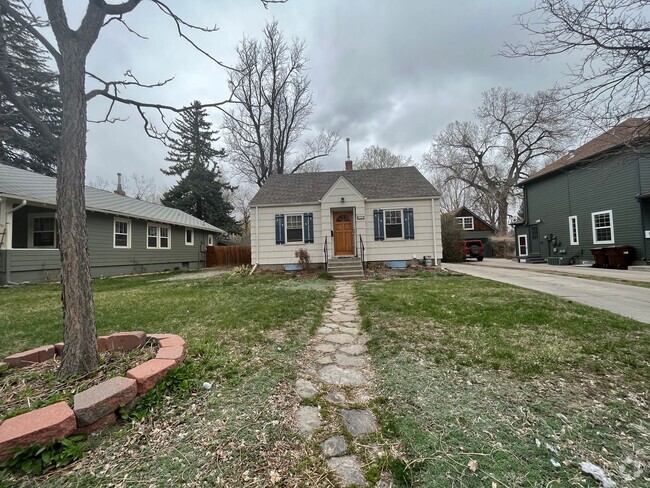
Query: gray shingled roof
0 164 225 233
250 166 439 206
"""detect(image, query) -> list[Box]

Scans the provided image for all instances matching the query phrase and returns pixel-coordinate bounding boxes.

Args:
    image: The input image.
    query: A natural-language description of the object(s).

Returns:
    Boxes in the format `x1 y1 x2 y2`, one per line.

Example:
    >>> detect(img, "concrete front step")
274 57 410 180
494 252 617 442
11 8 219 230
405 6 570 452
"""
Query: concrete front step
328 257 364 279
329 265 364 272
329 271 364 280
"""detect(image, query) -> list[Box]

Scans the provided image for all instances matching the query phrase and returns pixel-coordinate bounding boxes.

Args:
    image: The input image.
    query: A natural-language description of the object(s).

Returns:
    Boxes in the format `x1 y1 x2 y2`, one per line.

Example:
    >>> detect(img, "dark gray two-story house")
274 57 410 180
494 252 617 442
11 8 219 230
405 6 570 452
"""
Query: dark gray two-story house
0 164 225 284
514 118 650 265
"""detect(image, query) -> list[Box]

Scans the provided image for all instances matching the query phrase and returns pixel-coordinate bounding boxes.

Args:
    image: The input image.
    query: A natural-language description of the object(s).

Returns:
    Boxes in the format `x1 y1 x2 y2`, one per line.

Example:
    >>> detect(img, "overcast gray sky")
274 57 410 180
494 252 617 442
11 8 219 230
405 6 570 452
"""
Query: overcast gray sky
68 0 573 192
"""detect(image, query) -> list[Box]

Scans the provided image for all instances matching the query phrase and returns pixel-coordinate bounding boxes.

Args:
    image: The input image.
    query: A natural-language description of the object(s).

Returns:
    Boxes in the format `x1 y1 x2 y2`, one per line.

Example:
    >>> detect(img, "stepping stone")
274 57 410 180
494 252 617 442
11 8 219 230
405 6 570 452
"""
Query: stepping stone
321 435 348 458
325 390 347 404
323 334 355 345
296 406 320 438
317 326 333 334
327 455 367 487
335 353 365 368
319 365 366 386
295 379 318 399
314 343 337 353
341 409 378 437
340 344 366 356
337 327 358 335
316 356 334 365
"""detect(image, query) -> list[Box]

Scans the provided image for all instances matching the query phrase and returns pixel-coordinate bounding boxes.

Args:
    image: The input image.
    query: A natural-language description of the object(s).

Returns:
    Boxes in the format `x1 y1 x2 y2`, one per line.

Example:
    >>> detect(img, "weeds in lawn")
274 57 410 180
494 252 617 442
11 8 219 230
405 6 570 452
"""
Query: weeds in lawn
0 273 335 487
356 274 649 487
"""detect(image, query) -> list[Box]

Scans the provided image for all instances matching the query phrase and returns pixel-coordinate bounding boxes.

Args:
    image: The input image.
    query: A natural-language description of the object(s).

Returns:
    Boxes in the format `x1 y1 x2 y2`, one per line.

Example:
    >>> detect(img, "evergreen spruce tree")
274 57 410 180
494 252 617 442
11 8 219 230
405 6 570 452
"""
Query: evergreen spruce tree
0 0 61 175
161 101 239 234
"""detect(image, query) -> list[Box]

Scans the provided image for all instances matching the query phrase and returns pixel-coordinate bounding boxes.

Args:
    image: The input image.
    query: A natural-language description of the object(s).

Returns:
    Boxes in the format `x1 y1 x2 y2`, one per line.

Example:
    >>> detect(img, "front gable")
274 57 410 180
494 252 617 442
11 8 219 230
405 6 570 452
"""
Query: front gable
320 176 365 204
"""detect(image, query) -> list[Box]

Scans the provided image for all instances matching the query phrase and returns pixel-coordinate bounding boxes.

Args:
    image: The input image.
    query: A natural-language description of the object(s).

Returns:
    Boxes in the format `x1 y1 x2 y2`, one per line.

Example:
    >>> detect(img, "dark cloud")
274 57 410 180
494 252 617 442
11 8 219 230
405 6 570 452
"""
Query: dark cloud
44 1 576 186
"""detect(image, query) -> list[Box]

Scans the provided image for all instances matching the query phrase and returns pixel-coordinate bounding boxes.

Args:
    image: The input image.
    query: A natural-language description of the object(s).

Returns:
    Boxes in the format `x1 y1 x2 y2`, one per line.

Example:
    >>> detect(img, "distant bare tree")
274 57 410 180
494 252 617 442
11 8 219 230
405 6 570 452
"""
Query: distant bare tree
88 175 109 191
424 87 570 233
228 185 254 235
223 20 339 187
504 0 650 128
88 173 160 203
126 173 160 203
355 145 414 170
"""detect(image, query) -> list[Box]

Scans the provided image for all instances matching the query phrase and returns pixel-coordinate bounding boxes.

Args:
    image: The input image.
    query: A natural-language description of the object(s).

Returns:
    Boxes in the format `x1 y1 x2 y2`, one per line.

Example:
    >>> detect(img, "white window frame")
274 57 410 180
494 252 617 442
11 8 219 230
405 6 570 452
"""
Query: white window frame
591 210 615 245
568 215 579 246
207 234 214 246
384 209 403 239
455 216 474 230
28 212 57 248
185 228 194 246
146 223 172 249
517 234 528 257
113 218 131 249
285 213 304 244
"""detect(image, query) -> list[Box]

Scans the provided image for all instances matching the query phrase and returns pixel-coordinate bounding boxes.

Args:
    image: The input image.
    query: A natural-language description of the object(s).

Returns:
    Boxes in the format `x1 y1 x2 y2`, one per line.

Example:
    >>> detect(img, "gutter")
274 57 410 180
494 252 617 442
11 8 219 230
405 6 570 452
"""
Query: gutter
4 199 27 286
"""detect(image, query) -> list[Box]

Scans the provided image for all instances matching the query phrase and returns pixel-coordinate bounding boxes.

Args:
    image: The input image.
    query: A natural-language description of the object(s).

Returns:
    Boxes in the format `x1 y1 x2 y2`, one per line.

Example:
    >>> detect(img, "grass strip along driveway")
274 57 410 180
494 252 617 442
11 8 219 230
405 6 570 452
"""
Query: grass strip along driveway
1 273 333 487
356 273 649 487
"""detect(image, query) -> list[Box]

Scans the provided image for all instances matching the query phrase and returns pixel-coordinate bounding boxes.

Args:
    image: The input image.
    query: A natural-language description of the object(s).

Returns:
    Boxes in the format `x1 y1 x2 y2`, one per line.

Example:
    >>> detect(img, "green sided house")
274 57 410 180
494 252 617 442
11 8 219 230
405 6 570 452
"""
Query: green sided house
0 163 225 284
514 118 650 265
249 162 442 276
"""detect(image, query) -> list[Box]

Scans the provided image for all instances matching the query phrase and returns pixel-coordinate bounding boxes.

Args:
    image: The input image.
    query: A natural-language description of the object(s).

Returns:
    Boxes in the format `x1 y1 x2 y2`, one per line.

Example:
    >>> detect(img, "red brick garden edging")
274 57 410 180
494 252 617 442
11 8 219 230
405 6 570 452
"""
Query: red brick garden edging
0 332 186 462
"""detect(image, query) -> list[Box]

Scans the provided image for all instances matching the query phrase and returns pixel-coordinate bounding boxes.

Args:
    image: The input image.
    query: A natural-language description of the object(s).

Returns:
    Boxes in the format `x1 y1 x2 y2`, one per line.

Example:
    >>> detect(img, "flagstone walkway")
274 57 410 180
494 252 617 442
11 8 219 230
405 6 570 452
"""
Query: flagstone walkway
294 281 394 487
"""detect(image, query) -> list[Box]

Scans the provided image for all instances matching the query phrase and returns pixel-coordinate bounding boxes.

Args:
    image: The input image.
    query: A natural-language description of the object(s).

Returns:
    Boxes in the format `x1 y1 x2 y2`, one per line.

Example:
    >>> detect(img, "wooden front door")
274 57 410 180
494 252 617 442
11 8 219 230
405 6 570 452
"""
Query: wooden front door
333 211 355 256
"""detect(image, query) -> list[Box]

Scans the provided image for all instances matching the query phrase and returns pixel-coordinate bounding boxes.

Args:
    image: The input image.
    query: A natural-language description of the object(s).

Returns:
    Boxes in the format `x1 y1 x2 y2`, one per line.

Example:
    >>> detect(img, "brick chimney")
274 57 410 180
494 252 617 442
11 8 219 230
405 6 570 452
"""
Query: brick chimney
114 173 126 196
344 137 353 171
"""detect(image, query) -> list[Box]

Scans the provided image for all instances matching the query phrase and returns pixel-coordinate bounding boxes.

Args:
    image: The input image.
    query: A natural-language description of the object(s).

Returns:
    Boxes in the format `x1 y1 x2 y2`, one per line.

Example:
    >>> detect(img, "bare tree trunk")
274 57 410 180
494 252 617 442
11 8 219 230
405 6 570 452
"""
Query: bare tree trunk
496 195 509 236
56 43 97 378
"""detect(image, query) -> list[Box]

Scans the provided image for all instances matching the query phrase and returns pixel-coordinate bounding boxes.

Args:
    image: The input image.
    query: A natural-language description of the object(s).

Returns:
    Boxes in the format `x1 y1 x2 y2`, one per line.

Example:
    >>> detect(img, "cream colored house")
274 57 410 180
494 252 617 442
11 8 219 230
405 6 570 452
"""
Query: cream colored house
249 163 442 274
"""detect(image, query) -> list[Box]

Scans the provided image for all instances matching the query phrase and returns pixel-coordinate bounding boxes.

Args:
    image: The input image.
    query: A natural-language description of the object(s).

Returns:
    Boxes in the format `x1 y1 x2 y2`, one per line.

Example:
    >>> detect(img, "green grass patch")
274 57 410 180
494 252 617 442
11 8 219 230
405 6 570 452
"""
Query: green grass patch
0 273 334 486
356 274 649 487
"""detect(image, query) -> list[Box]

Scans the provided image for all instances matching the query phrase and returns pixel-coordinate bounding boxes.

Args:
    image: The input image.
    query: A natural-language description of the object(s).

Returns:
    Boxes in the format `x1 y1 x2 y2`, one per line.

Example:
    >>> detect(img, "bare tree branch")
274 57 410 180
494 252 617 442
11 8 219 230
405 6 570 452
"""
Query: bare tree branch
503 0 650 128
424 87 571 233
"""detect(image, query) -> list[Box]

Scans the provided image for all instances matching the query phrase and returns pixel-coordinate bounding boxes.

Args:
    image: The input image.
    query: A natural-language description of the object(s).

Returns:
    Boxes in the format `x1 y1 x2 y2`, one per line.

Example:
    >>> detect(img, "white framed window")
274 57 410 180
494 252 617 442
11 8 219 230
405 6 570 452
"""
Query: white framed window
147 223 171 249
568 216 579 246
207 234 214 246
113 218 131 248
384 209 403 238
455 216 474 230
518 234 528 256
29 213 57 248
591 210 614 244
286 214 304 243
185 228 194 246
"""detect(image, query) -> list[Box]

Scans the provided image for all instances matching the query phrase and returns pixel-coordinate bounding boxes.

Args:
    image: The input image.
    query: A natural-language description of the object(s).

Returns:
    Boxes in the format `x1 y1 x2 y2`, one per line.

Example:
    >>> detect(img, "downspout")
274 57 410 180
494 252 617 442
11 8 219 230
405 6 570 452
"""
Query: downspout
635 155 648 263
431 197 439 265
5 199 27 286
255 206 259 266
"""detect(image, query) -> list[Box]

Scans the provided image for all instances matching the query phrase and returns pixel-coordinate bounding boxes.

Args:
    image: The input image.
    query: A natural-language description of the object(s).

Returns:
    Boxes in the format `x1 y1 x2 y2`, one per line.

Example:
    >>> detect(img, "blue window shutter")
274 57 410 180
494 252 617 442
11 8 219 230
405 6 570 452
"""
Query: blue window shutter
275 214 285 244
373 210 385 241
404 208 415 239
303 213 314 243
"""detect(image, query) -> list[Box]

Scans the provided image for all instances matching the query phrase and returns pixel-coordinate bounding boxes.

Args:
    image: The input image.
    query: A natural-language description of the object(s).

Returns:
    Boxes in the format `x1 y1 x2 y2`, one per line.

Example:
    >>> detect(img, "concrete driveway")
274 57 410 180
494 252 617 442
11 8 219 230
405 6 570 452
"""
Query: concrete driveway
443 262 650 324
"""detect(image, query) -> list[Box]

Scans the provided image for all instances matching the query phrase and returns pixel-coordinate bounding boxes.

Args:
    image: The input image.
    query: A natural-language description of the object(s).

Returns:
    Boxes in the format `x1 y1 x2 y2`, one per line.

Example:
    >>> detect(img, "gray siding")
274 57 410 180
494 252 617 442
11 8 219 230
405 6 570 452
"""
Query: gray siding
3 210 218 283
518 152 649 263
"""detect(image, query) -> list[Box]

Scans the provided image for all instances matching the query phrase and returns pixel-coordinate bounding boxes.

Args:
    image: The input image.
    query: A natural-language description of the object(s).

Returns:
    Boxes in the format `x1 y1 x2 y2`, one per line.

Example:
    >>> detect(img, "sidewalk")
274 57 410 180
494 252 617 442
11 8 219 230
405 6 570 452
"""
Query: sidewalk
464 258 650 283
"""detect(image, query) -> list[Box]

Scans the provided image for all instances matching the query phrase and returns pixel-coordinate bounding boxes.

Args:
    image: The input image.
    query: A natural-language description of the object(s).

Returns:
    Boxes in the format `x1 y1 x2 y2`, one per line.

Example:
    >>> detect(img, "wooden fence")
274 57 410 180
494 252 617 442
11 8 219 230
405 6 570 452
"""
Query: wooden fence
206 245 251 267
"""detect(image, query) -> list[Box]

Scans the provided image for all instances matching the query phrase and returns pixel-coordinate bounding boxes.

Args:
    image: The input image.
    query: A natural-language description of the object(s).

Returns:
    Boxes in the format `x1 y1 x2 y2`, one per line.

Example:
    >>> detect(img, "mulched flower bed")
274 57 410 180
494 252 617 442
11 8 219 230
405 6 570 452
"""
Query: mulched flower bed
0 342 157 421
